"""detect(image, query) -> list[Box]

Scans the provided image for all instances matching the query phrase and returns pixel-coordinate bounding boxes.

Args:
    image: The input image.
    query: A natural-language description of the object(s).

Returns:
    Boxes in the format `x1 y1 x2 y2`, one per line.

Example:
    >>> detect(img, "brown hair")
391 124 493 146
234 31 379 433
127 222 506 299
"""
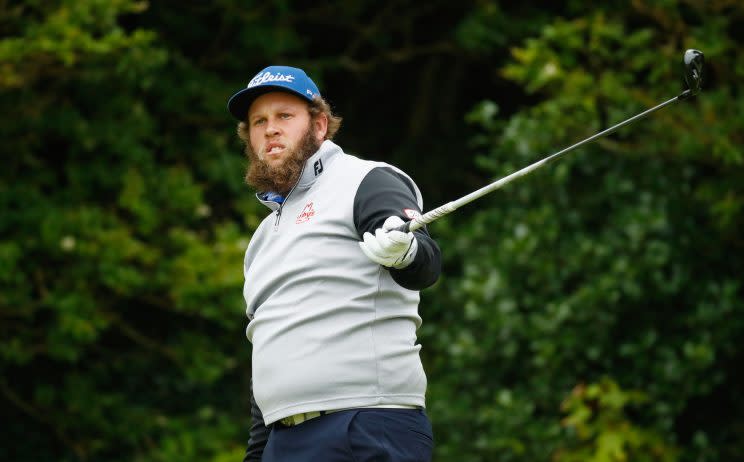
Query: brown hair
236 95 342 150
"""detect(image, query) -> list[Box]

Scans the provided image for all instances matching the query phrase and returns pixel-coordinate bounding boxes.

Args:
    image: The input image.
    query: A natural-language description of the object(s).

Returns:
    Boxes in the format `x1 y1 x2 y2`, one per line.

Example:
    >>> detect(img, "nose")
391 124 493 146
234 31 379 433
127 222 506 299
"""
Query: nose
264 118 280 137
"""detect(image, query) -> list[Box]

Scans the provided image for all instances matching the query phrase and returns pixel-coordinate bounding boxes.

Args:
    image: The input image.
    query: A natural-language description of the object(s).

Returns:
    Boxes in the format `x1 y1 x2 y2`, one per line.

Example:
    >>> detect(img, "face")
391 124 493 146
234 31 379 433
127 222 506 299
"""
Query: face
247 92 327 169
243 92 329 194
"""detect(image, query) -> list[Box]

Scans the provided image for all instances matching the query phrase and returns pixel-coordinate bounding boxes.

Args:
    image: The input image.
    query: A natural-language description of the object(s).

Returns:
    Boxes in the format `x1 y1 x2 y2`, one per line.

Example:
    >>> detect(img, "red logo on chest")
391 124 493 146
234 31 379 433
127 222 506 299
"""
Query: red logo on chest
296 202 316 224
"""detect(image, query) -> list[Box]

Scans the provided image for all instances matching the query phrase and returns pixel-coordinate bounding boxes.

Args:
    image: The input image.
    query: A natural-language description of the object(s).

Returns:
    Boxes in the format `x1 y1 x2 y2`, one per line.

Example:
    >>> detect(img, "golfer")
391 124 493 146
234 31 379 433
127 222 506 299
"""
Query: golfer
228 65 441 462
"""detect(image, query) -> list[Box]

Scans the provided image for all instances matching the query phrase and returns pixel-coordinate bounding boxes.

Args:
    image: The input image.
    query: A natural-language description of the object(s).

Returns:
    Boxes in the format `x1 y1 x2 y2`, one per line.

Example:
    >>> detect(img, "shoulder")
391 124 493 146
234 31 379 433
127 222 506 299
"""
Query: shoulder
359 166 415 193
323 150 382 189
335 151 377 172
360 164 423 209
329 146 423 206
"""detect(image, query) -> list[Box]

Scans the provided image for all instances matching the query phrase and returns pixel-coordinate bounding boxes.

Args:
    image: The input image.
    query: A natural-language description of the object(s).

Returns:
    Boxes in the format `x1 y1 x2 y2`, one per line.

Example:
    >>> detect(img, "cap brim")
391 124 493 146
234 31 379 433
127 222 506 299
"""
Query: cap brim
227 85 311 121
227 87 267 121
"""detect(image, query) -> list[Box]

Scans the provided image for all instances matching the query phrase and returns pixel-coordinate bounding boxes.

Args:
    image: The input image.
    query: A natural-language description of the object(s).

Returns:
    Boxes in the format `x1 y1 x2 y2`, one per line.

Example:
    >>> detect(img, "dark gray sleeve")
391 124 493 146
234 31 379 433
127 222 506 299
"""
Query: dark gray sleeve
353 167 441 290
243 378 270 462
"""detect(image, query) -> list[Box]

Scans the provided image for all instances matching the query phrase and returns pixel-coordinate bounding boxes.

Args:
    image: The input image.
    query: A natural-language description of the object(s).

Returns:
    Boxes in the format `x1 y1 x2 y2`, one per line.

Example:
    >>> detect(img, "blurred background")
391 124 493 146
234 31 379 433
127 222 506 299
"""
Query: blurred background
2 1 743 461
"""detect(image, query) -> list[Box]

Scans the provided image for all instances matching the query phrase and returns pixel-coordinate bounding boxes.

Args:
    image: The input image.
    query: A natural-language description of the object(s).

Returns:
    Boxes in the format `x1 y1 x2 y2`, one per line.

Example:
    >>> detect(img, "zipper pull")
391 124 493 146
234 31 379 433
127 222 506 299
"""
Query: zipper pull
274 210 281 231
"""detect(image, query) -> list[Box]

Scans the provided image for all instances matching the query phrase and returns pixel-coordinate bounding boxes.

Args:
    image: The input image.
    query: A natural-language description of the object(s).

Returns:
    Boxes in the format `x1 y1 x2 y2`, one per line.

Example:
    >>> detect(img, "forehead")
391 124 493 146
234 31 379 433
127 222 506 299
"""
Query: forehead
248 91 309 116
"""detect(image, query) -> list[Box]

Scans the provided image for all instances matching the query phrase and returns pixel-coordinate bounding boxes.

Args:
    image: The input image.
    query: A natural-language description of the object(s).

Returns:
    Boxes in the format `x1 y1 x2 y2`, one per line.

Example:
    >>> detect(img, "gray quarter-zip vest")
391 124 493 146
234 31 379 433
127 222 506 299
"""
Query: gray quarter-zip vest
243 140 427 425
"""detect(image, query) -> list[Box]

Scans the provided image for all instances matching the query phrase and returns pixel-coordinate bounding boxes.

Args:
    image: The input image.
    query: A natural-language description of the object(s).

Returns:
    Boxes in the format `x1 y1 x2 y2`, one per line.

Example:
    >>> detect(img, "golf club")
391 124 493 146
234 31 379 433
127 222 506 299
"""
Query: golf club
396 49 704 233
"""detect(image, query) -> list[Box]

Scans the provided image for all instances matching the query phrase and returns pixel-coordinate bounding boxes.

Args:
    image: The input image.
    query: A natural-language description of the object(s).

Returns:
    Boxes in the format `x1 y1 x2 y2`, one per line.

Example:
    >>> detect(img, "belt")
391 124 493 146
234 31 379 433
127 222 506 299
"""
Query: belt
278 405 419 427
279 410 336 426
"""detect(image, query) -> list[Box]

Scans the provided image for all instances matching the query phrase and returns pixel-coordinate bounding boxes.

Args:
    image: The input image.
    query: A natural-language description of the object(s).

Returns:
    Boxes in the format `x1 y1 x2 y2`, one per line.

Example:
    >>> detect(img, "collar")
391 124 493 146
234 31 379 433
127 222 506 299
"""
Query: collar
295 139 341 189
255 140 342 210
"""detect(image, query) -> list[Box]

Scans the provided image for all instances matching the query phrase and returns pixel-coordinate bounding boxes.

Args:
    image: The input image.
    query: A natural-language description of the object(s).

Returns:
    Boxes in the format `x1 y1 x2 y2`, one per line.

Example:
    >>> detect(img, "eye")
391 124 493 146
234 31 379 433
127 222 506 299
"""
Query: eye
252 117 266 126
279 112 292 120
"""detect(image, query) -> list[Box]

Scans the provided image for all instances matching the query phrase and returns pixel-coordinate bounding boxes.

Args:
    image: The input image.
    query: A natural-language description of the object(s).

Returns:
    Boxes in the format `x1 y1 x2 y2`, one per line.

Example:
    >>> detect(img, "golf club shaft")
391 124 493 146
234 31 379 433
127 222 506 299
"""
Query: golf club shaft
399 89 691 233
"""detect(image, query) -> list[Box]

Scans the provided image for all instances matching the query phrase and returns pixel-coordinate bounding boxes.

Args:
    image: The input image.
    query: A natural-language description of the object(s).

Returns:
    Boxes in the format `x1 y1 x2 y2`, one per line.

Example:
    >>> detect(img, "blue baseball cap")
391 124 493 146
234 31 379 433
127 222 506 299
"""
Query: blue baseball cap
227 65 321 121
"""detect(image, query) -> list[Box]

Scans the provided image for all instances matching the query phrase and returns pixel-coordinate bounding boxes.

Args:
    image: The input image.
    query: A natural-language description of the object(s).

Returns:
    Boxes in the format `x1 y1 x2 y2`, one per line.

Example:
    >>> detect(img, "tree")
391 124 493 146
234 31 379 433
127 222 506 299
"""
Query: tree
2 1 742 461
1 1 251 460
423 3 744 461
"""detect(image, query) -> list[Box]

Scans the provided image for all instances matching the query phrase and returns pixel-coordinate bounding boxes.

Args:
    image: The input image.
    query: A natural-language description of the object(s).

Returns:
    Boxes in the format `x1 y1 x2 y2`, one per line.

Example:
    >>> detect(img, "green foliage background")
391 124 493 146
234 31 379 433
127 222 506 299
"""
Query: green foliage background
2 1 742 461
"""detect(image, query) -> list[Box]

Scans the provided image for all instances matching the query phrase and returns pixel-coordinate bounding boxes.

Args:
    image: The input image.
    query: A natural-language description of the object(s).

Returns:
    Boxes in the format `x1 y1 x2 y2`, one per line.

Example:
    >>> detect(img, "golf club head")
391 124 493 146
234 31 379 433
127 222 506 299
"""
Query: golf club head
683 49 704 96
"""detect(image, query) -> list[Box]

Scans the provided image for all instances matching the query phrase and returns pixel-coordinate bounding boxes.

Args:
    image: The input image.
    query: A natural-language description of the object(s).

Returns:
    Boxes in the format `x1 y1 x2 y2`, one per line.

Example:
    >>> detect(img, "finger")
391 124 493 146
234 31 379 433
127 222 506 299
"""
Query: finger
376 228 410 249
385 230 411 245
358 241 384 265
374 228 404 252
363 231 386 256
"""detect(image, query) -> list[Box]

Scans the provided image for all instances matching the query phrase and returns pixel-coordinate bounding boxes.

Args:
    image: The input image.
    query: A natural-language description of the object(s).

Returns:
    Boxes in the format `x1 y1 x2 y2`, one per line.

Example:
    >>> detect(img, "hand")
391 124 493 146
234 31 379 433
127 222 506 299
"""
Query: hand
359 216 418 269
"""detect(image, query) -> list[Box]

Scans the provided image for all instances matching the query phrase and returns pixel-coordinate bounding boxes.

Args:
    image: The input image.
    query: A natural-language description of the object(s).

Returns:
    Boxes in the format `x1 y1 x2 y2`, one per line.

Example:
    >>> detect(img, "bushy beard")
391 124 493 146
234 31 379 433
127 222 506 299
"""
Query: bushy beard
245 126 321 195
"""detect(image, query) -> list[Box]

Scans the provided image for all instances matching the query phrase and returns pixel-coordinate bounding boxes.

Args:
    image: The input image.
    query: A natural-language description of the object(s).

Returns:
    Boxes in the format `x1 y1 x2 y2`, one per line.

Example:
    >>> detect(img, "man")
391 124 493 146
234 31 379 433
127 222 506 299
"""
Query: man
227 65 441 462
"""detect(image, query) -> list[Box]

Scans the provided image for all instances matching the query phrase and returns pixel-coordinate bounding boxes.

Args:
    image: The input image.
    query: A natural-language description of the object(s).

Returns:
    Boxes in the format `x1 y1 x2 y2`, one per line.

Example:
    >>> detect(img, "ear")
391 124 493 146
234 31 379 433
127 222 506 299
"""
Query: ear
313 112 328 141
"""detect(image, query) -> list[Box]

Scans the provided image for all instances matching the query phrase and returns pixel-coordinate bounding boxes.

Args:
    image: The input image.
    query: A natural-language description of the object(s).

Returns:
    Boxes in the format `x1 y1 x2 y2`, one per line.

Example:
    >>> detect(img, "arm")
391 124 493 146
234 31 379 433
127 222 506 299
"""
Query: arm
243 378 270 462
353 167 441 290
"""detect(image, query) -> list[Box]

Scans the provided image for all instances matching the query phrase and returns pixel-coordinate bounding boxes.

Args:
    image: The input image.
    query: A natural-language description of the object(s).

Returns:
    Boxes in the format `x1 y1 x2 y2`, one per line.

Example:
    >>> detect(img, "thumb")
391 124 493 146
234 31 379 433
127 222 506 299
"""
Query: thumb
382 215 405 231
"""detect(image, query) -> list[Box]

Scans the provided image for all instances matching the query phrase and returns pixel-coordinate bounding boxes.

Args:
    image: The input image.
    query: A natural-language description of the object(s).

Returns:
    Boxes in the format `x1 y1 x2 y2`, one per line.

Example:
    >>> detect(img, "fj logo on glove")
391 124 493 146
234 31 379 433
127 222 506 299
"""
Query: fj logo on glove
296 202 316 224
403 208 422 220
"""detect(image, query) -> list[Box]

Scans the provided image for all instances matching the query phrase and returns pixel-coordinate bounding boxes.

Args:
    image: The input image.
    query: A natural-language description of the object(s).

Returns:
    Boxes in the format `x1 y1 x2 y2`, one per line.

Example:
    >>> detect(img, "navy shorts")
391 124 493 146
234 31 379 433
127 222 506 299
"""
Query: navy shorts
262 408 434 462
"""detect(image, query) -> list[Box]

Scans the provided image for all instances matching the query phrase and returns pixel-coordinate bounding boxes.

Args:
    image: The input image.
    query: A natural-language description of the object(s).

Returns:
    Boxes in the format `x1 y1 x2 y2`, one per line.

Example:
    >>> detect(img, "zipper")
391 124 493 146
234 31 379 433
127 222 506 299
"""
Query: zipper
273 163 306 231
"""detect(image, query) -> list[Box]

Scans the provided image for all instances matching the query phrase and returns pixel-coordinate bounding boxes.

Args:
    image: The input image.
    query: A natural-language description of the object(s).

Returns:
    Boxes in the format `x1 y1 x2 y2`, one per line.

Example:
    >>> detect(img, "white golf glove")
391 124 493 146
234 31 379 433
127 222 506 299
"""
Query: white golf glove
359 216 418 269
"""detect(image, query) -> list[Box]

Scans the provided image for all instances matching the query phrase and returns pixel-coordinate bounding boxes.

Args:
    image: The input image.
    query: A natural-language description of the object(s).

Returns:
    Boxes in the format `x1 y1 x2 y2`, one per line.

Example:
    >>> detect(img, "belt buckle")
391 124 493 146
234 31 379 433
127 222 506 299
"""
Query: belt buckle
280 411 325 427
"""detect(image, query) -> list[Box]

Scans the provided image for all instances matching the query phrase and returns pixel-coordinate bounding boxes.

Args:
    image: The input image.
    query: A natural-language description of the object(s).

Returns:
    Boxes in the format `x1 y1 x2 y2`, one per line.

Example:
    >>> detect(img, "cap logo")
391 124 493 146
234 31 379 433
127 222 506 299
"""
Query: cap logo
247 71 295 88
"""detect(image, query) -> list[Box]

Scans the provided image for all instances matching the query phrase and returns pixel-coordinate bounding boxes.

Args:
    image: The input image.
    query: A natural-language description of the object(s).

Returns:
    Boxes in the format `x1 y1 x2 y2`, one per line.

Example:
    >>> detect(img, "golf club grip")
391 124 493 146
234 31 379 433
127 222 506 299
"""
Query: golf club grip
391 203 457 233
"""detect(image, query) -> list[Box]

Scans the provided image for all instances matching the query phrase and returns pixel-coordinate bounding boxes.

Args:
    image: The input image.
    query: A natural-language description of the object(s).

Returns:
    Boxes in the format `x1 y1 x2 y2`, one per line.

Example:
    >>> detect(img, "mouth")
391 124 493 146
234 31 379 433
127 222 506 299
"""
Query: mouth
264 143 286 157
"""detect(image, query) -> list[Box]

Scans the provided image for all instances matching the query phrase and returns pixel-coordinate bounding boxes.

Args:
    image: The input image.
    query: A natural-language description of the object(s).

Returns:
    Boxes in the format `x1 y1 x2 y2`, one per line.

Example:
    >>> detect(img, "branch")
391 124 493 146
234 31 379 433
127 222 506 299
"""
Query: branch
0 380 88 459
337 41 457 73
104 311 178 361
